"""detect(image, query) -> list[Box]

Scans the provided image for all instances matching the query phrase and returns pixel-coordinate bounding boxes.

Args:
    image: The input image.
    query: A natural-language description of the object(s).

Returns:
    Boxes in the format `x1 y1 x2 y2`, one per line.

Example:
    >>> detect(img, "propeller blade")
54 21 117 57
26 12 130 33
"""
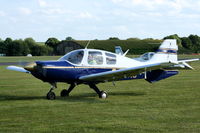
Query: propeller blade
7 66 30 73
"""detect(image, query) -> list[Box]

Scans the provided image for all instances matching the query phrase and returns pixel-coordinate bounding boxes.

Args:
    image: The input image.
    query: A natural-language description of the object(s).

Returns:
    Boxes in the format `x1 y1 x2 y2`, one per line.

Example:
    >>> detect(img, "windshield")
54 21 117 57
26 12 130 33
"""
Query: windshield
59 50 84 65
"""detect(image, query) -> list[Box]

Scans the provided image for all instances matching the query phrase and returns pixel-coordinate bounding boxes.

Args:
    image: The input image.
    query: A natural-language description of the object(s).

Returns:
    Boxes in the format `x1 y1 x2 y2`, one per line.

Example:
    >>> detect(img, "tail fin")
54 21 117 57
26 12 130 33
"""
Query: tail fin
150 39 178 63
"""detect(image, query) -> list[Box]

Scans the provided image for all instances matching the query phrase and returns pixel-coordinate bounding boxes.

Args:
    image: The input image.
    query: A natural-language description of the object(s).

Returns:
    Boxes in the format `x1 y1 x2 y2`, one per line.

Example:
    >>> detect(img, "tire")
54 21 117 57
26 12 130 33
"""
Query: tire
46 92 56 100
99 91 107 99
60 89 69 97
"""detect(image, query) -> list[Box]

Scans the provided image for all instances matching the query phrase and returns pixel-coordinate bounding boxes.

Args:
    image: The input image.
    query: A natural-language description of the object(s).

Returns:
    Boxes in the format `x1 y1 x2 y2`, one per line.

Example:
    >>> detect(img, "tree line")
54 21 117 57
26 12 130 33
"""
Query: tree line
0 38 53 56
0 34 200 56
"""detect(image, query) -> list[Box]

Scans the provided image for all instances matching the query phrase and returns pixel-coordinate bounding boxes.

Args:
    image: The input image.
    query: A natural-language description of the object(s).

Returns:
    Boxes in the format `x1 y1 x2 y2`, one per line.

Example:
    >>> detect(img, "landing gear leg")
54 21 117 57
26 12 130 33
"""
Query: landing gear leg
60 83 76 97
46 82 57 100
89 84 107 99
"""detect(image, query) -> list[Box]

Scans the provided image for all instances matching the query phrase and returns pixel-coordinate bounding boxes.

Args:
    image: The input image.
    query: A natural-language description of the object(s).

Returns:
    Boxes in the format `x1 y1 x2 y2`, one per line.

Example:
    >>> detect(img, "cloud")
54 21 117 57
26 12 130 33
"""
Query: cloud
0 11 5 17
40 8 67 15
19 8 32 15
111 0 193 12
78 12 93 19
110 0 200 19
113 25 131 33
38 0 47 7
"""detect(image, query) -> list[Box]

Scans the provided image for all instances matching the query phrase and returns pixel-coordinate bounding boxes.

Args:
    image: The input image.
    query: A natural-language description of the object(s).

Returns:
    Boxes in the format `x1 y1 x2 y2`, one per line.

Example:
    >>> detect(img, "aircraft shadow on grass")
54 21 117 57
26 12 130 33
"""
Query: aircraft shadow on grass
109 91 146 96
0 91 145 102
0 95 44 101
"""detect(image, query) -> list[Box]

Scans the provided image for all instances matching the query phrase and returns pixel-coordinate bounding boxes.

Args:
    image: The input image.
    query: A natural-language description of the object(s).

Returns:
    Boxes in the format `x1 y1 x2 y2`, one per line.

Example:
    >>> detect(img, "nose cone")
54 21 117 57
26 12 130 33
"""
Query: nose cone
24 62 37 71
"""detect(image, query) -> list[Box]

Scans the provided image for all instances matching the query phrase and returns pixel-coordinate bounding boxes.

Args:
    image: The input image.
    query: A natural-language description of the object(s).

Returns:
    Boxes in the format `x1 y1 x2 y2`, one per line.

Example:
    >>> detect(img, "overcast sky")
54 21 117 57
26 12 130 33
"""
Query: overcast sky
0 0 200 41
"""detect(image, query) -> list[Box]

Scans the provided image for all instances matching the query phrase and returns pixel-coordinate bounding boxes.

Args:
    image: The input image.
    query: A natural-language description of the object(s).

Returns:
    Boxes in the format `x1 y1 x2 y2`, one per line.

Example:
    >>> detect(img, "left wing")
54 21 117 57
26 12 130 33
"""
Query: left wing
79 63 172 82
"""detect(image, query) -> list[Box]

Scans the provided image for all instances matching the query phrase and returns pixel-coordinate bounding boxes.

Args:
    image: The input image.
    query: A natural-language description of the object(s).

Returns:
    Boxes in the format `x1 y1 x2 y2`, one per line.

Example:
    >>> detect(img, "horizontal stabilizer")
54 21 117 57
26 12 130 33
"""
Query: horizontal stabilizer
178 58 199 63
175 58 200 69
7 66 30 73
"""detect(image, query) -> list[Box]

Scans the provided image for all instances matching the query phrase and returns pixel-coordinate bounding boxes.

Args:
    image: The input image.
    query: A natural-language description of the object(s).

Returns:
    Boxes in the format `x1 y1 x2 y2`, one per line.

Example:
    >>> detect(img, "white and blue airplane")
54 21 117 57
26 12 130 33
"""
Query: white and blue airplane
7 39 199 100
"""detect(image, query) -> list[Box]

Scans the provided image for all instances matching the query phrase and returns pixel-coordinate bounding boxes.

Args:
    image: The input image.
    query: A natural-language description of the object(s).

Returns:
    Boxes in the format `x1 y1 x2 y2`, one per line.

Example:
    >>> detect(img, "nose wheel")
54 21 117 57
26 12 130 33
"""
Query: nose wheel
47 91 56 100
46 82 57 100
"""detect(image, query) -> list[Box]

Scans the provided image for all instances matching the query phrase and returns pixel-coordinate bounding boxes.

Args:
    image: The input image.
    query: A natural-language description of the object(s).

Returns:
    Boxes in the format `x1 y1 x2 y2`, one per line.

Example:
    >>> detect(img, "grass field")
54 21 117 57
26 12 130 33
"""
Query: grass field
0 56 199 133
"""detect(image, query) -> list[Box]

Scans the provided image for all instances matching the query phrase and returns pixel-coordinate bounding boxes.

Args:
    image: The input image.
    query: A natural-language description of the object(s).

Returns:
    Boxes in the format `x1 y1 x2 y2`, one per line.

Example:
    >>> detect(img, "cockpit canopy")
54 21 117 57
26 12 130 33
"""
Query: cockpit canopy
59 49 117 65
134 52 155 62
140 52 155 60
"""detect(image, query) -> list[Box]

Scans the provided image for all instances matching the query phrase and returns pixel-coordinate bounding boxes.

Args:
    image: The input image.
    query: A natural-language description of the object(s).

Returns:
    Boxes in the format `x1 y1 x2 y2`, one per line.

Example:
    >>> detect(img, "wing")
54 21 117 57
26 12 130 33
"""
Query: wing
178 58 199 63
79 63 172 82
177 58 199 69
7 66 30 73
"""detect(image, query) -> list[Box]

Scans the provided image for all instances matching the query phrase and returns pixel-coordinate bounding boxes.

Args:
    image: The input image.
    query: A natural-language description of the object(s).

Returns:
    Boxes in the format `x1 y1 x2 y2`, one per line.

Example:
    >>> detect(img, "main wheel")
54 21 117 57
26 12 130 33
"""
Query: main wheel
46 92 56 100
60 89 69 97
99 91 107 99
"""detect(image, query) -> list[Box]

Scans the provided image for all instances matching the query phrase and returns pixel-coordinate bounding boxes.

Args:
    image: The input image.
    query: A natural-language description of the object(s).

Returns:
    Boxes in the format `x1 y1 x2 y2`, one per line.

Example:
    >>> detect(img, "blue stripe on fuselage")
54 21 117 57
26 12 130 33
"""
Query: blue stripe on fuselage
34 61 113 83
156 49 177 54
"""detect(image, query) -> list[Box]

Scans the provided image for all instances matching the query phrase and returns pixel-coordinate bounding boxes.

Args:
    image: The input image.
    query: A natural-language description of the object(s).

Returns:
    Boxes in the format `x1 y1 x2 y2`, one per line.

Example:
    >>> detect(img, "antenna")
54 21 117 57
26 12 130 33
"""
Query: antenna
85 40 91 49
123 49 129 56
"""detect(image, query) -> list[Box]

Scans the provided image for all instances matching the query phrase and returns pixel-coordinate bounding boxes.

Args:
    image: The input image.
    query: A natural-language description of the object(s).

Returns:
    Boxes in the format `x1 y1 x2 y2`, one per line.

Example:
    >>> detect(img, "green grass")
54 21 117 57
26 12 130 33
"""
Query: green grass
0 56 60 62
0 56 200 133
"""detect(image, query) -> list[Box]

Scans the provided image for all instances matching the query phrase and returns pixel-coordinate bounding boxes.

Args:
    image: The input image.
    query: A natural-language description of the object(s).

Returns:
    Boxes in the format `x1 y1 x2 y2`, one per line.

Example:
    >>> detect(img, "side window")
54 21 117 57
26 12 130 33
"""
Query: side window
106 53 116 65
88 51 103 65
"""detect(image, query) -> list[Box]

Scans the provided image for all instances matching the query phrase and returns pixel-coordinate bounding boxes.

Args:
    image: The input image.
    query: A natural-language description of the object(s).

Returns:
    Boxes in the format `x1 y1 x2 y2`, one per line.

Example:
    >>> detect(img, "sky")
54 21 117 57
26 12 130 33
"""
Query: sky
0 0 200 41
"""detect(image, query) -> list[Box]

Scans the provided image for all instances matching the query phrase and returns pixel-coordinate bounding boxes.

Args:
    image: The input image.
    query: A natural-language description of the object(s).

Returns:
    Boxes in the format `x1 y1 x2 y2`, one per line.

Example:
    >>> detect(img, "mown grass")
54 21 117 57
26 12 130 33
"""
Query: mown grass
0 56 60 62
0 55 199 133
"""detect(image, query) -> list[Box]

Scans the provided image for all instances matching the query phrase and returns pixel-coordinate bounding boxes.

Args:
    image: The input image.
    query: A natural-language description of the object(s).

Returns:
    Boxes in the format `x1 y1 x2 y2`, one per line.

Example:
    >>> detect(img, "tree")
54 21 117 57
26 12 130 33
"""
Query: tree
108 37 120 40
126 37 140 41
24 38 36 47
188 35 200 53
181 37 193 49
45 38 60 47
45 37 60 54
66 36 74 41
0 41 5 54
4 37 12 45
6 39 30 56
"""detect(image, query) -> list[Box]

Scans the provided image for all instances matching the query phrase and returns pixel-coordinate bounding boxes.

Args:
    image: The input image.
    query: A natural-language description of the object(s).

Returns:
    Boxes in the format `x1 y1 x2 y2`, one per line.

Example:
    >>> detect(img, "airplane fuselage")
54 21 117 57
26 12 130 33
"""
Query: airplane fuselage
29 47 178 84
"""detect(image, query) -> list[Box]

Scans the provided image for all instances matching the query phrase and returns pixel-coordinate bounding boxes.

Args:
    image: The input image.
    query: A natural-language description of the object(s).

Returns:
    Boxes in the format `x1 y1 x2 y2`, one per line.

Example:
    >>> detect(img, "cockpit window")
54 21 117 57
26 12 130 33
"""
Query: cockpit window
88 51 103 65
59 50 84 65
149 53 154 58
106 53 116 65
142 53 149 60
140 52 155 61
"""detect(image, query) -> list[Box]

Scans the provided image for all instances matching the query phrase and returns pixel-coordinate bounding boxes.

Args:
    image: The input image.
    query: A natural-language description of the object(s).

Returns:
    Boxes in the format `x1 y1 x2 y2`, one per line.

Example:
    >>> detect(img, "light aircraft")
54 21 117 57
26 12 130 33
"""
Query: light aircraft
7 39 199 100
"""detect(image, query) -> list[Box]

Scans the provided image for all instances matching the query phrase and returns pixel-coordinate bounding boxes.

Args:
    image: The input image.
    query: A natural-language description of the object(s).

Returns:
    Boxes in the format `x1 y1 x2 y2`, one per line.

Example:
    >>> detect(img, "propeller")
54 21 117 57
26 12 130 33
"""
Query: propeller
6 62 37 73
7 66 31 73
